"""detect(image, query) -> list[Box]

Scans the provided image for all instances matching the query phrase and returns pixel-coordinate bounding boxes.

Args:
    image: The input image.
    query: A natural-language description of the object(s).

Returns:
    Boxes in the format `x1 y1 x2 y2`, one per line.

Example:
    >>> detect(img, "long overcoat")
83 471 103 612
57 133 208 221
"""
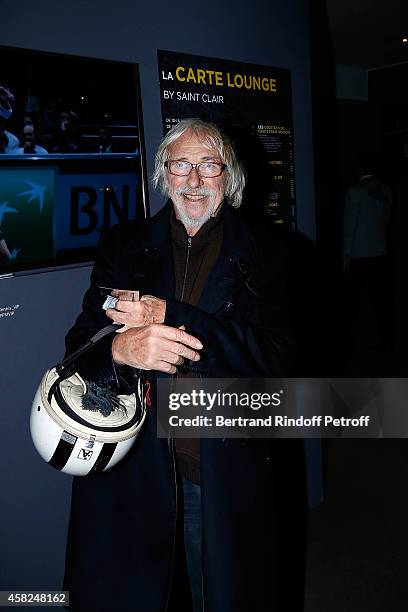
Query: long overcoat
63 202 306 612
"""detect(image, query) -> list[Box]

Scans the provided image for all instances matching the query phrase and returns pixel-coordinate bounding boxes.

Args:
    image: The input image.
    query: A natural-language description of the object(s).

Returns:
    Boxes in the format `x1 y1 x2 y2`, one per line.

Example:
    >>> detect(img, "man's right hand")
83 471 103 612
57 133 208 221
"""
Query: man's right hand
112 323 203 374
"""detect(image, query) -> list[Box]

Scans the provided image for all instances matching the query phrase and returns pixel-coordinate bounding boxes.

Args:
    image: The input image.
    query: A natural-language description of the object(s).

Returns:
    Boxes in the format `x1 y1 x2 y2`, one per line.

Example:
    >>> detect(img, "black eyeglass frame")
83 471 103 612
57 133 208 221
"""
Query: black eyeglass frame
164 160 227 178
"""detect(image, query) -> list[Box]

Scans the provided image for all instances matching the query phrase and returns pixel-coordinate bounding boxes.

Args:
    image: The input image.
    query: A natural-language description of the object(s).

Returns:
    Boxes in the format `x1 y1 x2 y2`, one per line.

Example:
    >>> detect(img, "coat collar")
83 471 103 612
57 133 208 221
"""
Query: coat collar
199 203 255 313
141 201 253 252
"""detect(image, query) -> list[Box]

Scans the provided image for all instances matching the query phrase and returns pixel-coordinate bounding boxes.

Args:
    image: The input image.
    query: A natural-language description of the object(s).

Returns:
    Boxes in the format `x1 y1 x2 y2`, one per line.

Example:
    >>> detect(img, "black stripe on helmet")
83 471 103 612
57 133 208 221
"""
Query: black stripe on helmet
48 430 77 471
89 443 118 474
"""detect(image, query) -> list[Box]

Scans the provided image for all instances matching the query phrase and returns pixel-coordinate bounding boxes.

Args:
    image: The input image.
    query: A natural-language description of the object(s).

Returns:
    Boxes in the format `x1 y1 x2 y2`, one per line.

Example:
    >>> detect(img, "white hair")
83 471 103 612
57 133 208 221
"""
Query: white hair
152 118 246 208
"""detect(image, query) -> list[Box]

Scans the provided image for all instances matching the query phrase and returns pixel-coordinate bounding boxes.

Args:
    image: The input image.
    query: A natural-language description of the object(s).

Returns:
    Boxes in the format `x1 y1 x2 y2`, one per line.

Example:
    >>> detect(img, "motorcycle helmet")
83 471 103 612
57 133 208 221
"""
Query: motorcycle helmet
30 324 148 476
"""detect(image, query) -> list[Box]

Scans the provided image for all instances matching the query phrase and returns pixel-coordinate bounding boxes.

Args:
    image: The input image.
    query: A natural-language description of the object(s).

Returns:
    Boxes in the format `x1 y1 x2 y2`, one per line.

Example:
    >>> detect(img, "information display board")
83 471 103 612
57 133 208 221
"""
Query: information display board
158 50 296 229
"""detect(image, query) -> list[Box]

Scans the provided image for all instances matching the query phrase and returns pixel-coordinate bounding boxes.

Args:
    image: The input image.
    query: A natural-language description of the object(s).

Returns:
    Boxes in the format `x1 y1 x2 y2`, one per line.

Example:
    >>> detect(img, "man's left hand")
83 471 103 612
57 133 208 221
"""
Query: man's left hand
106 294 166 327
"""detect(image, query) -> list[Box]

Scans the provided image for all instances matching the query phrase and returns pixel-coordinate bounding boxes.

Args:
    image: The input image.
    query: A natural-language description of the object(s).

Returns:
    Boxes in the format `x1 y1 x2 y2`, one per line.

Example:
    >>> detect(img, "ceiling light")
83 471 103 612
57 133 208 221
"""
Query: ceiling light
403 37 408 44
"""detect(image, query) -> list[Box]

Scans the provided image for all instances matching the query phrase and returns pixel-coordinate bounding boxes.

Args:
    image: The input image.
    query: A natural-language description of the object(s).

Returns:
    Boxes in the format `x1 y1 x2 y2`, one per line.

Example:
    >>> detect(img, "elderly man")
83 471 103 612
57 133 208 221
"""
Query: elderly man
64 119 299 612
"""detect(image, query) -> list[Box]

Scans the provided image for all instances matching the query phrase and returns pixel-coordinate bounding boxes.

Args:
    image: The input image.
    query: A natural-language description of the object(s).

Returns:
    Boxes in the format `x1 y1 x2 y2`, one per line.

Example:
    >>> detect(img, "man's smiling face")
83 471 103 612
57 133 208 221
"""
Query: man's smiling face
167 129 226 234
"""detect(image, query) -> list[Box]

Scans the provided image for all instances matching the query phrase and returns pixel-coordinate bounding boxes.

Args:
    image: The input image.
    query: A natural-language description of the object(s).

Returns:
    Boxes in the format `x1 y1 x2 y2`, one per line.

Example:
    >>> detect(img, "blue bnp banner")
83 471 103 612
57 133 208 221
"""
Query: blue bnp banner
55 172 138 250
0 167 140 272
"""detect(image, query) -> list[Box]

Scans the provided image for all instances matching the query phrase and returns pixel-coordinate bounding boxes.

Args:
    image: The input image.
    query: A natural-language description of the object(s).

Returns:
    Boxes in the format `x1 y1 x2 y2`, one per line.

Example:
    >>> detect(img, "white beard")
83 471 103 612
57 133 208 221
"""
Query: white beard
171 187 218 231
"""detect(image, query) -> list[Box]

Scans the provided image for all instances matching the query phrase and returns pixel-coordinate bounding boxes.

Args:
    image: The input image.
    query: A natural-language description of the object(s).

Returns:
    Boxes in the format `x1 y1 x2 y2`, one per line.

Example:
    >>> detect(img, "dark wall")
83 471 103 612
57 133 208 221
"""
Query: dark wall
0 0 315 595
369 63 408 363
0 266 92 592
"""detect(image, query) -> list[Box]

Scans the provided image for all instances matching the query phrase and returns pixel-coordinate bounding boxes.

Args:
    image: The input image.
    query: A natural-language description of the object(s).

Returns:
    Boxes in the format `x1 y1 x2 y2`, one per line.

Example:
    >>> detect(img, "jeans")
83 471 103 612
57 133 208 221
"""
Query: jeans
182 477 203 612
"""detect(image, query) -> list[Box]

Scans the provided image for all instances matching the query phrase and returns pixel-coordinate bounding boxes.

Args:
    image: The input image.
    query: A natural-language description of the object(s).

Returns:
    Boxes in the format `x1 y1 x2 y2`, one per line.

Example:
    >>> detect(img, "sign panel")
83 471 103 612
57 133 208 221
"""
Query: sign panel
158 50 296 229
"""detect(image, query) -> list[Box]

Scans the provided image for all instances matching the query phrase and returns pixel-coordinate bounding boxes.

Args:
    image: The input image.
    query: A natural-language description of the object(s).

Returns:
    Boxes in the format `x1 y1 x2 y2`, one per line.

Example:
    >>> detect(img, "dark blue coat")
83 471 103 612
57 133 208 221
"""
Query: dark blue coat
64 202 305 612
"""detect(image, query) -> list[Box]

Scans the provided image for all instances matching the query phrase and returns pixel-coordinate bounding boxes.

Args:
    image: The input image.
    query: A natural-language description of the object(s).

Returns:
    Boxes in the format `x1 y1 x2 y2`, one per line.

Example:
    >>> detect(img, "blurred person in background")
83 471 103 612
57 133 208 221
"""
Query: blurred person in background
96 126 114 153
51 109 81 152
0 129 9 153
14 123 49 155
343 156 393 352
0 228 11 262
0 84 19 153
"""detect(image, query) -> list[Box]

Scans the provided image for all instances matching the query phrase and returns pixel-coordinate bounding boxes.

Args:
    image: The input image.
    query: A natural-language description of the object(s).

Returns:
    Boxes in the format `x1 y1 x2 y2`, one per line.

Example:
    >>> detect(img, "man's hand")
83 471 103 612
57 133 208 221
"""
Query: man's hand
112 324 203 374
140 295 166 323
106 295 166 327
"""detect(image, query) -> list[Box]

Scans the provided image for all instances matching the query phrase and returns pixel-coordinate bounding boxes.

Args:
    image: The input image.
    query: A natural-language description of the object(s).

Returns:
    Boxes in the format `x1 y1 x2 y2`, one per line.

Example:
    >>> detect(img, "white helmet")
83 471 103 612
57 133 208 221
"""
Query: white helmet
30 326 148 476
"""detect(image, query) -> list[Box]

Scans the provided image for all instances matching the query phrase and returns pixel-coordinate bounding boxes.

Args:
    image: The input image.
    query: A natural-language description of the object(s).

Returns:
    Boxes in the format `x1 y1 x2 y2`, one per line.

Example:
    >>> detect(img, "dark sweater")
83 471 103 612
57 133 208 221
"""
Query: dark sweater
170 208 223 484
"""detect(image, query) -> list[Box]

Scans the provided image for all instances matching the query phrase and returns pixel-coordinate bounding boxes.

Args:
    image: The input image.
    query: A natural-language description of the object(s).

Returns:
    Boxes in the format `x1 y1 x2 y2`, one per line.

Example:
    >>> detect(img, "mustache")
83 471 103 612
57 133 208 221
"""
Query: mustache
175 187 216 196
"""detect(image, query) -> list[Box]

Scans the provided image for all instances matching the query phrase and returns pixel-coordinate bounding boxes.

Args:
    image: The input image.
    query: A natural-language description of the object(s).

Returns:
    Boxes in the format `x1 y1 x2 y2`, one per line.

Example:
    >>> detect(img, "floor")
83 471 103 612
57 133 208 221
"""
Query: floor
304 281 408 612
305 439 408 612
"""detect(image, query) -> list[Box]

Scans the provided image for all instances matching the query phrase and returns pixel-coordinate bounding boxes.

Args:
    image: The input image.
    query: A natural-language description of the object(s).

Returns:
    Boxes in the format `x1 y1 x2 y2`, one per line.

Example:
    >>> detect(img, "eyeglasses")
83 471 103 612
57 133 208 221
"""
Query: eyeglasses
165 160 226 178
